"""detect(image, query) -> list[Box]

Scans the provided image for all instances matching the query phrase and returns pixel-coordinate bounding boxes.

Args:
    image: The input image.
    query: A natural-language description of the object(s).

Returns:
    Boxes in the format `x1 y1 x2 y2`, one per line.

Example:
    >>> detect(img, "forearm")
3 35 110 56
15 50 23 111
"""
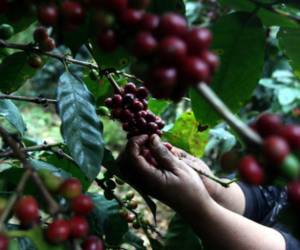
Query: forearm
177 197 286 250
207 180 246 215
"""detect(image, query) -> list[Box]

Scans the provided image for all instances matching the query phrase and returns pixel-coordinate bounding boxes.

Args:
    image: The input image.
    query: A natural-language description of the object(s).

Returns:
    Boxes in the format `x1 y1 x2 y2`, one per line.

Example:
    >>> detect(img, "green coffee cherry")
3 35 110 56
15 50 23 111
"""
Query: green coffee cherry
98 106 110 116
0 24 14 40
281 154 300 180
38 169 63 193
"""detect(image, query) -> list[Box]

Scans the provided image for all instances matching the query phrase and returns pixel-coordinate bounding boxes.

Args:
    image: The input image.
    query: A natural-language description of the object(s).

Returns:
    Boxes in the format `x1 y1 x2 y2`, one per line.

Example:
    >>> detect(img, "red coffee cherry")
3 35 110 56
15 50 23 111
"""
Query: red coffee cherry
151 67 178 86
158 36 187 63
159 13 187 37
140 13 160 31
69 216 89 239
263 136 290 165
59 178 82 199
104 97 113 108
61 1 85 26
185 28 212 54
46 219 70 244
33 27 48 43
38 5 58 26
15 196 39 225
201 51 219 73
40 37 56 52
288 181 300 208
136 87 149 99
220 151 240 173
0 234 8 250
182 57 210 84
256 113 282 137
280 125 300 150
97 29 118 52
124 83 137 94
134 31 158 57
71 194 94 216
238 155 264 185
120 9 144 28
82 236 105 250
112 94 123 107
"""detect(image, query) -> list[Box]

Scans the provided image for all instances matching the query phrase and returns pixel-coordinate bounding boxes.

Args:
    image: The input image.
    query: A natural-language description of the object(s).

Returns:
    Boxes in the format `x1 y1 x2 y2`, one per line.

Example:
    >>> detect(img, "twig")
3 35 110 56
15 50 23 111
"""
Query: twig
106 73 122 94
0 94 57 105
0 169 31 230
96 180 163 239
0 143 62 158
248 0 300 23
51 148 77 164
195 83 263 146
0 127 60 216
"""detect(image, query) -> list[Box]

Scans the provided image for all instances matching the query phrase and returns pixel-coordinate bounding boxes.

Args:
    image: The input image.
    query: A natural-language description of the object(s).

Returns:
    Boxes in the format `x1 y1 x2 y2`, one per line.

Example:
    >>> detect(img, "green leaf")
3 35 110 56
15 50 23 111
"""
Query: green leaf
57 72 104 181
0 52 35 94
278 28 300 79
163 111 209 157
219 0 299 27
39 152 91 191
191 12 265 127
164 214 203 250
88 193 129 245
148 98 169 115
149 0 185 15
0 99 26 135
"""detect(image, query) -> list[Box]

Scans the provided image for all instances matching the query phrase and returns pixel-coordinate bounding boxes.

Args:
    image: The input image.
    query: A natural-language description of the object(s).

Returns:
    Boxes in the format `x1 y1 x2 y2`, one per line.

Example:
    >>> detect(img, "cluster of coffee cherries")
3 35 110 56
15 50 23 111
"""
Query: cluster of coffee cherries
0 0 218 101
104 82 165 139
0 172 106 250
220 114 300 188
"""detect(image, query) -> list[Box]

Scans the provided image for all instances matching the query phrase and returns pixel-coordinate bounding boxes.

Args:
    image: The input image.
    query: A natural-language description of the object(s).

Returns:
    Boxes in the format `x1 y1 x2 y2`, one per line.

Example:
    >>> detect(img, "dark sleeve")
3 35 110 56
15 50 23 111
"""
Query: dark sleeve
277 229 300 250
238 182 285 224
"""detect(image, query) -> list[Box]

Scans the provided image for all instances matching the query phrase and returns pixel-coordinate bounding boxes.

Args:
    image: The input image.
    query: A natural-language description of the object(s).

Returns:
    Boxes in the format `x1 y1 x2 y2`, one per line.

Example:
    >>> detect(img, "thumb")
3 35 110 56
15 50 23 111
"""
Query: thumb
149 135 177 170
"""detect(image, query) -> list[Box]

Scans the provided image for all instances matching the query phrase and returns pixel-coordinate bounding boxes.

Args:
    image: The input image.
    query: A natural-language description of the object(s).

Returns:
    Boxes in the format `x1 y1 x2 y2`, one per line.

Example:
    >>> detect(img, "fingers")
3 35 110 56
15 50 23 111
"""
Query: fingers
149 134 178 171
126 134 149 156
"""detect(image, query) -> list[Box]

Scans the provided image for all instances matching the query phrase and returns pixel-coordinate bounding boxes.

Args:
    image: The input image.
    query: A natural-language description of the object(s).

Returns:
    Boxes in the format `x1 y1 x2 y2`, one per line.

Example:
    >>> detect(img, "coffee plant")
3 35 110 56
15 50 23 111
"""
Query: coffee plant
0 0 300 249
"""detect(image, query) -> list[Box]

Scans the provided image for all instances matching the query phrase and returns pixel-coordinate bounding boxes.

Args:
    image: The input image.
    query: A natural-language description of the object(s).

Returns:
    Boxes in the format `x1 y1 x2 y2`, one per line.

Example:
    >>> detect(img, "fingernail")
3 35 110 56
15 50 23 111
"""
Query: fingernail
150 134 159 145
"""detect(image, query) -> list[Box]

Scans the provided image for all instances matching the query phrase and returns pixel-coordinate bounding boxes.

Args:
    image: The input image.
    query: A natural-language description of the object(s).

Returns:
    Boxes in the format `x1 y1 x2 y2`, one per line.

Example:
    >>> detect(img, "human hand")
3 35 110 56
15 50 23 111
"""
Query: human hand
118 134 212 212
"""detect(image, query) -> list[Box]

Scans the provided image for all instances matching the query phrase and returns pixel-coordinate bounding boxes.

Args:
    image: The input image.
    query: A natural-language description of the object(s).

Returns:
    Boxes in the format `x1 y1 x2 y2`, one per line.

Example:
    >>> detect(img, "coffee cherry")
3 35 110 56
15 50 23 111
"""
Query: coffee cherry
124 83 137 94
28 54 43 69
97 29 118 52
123 93 135 106
120 9 144 28
256 113 282 137
33 27 48 43
280 125 300 150
40 37 56 52
148 122 158 133
201 51 219 73
59 178 82 199
159 13 187 37
38 5 58 26
0 234 8 250
263 136 290 165
238 155 264 185
126 213 135 223
158 36 187 63
15 196 39 225
82 236 105 250
38 169 62 193
156 119 165 129
46 219 70 244
69 216 89 239
129 200 138 209
61 1 85 26
0 24 14 40
111 108 122 119
136 87 149 99
134 32 158 57
106 0 128 13
132 100 144 112
112 94 123 107
145 113 156 122
140 13 160 31
280 154 300 180
120 109 134 122
288 181 300 208
151 66 178 87
220 151 240 173
71 194 94 216
93 11 115 29
125 191 135 200
104 97 113 108
182 57 210 84
185 28 212 54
